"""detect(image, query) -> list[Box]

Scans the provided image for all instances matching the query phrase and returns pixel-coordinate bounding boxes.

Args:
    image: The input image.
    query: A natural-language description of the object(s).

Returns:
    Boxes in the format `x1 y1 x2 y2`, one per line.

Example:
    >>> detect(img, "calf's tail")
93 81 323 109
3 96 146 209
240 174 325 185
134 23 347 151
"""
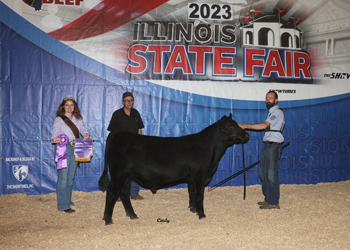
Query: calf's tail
98 142 110 191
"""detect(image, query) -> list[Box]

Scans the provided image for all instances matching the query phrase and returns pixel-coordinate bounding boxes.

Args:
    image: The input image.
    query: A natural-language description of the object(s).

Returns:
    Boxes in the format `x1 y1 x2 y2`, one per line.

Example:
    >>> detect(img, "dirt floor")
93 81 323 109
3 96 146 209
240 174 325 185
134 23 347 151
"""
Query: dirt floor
1 181 349 250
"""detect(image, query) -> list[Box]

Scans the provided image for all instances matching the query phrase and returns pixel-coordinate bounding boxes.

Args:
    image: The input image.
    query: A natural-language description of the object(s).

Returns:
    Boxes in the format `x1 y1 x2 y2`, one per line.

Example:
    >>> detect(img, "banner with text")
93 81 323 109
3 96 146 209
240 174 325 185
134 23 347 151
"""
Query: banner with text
1 0 350 195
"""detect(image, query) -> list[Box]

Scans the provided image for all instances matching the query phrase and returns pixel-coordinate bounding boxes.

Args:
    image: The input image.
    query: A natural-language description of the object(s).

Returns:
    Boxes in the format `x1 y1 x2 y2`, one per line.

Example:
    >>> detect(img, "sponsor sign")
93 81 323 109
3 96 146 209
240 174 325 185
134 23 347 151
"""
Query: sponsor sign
12 165 28 182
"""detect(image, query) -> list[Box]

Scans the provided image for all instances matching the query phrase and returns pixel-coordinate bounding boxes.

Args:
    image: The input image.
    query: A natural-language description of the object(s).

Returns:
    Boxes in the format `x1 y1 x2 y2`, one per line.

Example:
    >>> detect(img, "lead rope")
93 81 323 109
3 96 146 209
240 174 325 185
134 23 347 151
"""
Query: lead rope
242 143 246 200
208 142 290 192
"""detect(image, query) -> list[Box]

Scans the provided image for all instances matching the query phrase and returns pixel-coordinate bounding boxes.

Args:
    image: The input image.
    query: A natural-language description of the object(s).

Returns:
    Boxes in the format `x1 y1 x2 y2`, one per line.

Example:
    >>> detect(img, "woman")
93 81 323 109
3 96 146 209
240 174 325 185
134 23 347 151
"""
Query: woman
52 95 89 213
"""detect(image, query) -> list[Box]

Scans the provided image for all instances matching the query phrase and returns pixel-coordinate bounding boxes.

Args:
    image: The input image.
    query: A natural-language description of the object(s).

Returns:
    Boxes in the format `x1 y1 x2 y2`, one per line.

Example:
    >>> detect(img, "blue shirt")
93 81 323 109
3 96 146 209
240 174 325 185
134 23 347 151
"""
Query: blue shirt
263 105 285 143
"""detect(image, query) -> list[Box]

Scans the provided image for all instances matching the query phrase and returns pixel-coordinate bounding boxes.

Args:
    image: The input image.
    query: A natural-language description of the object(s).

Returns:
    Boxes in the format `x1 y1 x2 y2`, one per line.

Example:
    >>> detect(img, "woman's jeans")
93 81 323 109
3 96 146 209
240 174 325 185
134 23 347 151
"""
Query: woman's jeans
56 145 78 211
259 143 282 206
130 180 140 197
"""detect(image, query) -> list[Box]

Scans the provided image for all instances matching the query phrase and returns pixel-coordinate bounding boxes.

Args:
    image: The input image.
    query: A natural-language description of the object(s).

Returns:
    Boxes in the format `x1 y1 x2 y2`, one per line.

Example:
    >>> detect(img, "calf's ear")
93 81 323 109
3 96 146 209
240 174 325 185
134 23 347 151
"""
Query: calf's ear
229 113 232 119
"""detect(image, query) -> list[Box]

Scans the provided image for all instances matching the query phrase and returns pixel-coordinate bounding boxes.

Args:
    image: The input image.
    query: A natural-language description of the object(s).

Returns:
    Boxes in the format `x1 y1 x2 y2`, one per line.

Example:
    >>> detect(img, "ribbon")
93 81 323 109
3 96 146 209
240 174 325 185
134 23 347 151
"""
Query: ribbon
74 138 93 162
55 134 69 170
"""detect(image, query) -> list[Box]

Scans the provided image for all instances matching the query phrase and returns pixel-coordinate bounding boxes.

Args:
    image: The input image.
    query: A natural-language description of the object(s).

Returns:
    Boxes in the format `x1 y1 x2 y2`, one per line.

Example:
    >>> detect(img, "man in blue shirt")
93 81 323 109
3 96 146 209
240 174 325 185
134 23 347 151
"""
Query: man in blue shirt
238 90 285 209
107 92 145 200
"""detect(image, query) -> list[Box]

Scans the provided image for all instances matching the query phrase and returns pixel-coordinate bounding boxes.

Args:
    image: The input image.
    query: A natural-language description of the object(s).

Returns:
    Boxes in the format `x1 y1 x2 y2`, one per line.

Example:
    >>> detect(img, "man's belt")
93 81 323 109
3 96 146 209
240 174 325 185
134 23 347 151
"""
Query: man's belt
264 141 282 145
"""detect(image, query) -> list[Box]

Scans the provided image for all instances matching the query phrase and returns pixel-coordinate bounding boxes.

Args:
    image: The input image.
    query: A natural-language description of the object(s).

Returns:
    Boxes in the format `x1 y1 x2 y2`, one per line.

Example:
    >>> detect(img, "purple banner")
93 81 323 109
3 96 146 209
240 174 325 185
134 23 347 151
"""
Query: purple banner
75 139 93 162
55 134 69 170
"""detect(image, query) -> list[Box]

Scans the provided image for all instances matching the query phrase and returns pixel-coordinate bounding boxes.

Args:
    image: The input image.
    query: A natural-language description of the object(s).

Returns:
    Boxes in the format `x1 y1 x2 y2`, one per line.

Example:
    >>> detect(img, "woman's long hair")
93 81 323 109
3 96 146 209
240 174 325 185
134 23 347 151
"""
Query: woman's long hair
56 99 83 119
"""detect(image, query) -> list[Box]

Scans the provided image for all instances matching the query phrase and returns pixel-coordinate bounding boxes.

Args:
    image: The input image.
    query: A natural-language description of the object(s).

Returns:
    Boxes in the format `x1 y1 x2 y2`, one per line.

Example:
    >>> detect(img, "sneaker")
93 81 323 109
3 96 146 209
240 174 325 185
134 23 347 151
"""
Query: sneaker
131 194 144 200
259 204 280 209
257 201 268 206
63 208 75 213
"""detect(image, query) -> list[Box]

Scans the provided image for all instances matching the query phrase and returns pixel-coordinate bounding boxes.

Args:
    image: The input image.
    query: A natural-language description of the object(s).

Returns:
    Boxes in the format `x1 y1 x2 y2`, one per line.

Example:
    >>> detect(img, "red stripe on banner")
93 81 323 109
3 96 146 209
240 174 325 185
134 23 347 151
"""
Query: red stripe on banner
48 0 169 41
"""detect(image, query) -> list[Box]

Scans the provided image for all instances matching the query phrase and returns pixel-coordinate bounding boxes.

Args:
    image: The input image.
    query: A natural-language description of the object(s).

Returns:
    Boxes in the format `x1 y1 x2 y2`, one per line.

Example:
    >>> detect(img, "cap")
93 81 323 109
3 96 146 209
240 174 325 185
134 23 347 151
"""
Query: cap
122 92 134 99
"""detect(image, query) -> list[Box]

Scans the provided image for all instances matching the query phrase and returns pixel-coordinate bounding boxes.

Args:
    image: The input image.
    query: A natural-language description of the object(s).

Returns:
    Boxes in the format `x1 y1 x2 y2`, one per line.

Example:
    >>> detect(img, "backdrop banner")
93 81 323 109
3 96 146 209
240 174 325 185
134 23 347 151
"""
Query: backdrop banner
1 0 350 195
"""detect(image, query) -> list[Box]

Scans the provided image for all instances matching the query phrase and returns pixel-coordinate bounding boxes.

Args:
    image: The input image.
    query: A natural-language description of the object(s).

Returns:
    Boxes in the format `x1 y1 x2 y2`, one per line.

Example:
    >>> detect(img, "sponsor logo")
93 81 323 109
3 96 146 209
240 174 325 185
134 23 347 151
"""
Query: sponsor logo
12 165 28 182
324 73 350 79
23 0 84 8
6 157 35 162
7 184 35 189
269 89 297 94
42 0 84 5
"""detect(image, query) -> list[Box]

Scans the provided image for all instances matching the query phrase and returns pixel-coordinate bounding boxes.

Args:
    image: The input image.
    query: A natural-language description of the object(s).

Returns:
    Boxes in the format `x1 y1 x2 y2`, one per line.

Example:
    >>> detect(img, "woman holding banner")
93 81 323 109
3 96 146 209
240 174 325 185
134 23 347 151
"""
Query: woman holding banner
51 95 90 213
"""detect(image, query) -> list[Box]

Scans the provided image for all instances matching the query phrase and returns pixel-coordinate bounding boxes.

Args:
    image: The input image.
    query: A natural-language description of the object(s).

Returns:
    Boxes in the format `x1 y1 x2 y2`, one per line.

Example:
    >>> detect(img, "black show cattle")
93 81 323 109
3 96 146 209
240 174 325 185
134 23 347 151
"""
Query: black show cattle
99 114 249 225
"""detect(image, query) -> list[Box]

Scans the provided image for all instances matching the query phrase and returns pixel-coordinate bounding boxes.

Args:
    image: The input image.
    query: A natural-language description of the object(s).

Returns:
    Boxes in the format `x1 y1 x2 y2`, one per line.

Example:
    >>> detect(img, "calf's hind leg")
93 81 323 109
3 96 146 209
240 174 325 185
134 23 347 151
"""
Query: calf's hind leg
120 180 138 219
103 181 120 225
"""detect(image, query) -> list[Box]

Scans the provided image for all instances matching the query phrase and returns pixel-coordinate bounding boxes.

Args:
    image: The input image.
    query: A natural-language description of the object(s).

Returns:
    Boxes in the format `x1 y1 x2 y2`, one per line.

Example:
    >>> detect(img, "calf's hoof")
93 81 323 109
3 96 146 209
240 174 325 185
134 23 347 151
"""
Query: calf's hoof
104 219 113 225
130 214 139 220
198 214 206 220
189 206 197 213
126 212 139 219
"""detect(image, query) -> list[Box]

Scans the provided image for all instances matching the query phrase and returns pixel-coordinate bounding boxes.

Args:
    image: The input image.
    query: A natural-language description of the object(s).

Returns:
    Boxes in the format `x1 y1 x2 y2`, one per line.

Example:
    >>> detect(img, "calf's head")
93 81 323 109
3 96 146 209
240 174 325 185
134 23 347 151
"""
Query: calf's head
217 114 249 144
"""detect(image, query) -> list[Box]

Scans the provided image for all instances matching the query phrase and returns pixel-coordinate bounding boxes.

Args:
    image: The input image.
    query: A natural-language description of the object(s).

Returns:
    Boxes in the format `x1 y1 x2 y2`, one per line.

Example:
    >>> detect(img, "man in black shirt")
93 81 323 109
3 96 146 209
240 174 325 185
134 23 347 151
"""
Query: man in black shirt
107 92 145 200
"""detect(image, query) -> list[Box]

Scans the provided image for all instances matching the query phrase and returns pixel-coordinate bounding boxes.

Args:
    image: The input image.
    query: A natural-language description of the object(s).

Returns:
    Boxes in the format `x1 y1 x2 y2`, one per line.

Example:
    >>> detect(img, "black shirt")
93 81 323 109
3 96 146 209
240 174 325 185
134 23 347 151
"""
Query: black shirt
107 108 144 134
